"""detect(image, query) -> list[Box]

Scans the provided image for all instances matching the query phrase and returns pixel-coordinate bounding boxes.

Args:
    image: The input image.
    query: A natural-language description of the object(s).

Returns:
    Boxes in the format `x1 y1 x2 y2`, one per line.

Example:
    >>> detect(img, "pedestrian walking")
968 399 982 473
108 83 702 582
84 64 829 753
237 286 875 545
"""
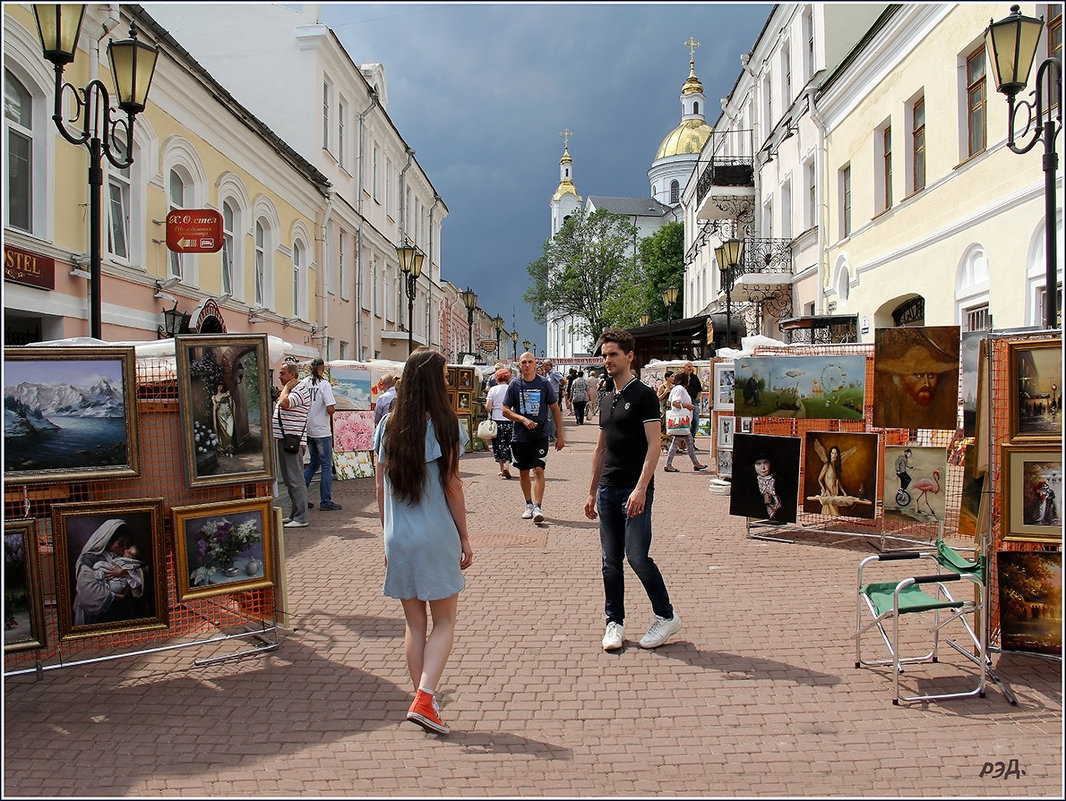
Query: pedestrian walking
373 373 397 426
542 359 565 442
503 351 565 524
683 361 703 448
584 327 682 651
373 347 474 735
272 359 311 528
485 365 515 479
301 357 342 511
570 370 590 425
663 370 708 473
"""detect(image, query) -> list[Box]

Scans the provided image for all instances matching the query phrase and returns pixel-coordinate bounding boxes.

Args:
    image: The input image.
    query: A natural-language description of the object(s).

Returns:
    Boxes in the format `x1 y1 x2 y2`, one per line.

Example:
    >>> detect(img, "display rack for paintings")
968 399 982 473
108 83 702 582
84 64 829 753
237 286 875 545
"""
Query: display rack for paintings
738 342 959 551
4 356 279 679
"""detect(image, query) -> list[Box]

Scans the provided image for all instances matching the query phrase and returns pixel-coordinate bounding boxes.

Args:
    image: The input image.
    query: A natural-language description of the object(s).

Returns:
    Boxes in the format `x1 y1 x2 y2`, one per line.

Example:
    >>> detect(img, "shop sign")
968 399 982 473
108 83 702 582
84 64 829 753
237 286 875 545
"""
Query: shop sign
481 339 498 352
166 209 224 253
4 245 55 290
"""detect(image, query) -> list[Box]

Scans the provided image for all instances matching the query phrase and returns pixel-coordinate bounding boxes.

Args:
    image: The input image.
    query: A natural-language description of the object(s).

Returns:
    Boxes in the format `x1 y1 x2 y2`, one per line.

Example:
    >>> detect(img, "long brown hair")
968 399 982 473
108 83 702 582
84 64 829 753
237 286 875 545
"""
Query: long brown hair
384 347 460 504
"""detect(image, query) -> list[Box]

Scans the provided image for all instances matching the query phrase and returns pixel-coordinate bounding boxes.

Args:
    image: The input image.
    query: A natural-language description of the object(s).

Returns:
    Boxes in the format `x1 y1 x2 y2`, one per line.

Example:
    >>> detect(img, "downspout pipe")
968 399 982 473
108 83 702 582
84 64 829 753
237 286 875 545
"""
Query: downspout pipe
807 86 828 317
428 192 441 347
315 188 335 354
356 91 378 358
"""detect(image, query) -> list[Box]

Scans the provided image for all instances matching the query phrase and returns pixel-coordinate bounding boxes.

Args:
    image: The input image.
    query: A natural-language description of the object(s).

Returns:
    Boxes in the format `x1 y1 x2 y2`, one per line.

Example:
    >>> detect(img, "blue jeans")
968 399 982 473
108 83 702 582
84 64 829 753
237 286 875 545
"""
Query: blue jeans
304 436 334 505
597 484 672 625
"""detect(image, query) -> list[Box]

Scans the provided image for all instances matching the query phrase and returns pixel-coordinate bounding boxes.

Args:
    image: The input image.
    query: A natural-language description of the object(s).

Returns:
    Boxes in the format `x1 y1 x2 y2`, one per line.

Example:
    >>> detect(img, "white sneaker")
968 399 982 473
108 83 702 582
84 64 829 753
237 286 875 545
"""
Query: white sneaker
639 613 682 648
602 621 625 651
521 502 535 519
532 505 545 523
284 519 309 528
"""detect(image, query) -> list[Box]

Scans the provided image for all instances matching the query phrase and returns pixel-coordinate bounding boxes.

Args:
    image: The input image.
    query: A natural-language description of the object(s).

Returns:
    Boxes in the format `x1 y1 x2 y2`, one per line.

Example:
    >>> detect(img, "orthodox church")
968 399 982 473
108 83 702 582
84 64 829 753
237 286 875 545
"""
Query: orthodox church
546 43 712 358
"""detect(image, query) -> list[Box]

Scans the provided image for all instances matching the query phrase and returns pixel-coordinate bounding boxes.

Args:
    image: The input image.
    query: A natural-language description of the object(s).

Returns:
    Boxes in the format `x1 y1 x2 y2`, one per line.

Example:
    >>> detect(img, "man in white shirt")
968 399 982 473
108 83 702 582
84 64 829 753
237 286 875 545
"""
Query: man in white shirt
301 358 342 511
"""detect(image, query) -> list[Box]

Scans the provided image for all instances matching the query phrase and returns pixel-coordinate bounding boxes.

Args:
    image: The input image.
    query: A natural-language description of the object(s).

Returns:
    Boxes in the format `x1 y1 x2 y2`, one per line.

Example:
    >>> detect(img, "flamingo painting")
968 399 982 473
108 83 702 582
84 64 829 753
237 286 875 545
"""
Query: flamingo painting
912 470 941 517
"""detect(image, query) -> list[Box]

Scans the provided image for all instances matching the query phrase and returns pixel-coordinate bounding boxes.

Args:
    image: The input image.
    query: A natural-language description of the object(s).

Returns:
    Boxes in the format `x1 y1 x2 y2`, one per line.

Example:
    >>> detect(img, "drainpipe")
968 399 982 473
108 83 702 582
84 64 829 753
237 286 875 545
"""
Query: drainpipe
428 192 441 348
315 188 334 354
807 87 828 317
356 91 378 358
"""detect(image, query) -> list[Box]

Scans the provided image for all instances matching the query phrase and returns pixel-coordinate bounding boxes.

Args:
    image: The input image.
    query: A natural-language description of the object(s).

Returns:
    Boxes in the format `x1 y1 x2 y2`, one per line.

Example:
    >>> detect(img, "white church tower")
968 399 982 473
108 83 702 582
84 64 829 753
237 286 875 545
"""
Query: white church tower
550 128 582 236
648 37 712 206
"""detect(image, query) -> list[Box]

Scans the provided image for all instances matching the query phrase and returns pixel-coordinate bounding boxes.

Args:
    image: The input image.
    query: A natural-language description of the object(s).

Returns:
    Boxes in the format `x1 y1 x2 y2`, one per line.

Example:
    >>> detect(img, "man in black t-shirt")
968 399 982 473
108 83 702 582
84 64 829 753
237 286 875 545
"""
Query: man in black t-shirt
584 327 682 652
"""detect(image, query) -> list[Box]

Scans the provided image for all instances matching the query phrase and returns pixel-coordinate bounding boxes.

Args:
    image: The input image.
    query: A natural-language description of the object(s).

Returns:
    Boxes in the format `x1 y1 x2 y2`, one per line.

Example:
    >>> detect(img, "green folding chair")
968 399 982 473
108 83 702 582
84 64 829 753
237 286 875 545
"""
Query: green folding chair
855 540 987 704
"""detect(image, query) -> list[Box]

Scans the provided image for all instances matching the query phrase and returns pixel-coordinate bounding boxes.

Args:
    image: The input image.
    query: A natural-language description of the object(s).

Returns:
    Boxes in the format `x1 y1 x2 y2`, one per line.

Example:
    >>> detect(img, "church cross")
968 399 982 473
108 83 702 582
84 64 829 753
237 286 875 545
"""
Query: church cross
559 128 573 149
684 36 701 62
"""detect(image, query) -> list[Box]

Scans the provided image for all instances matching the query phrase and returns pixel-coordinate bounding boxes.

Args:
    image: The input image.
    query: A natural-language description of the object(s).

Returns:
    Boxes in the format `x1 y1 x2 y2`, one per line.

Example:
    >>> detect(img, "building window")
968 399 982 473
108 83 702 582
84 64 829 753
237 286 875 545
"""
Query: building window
1050 5 1062 112
1037 283 1063 328
254 219 267 306
385 158 392 216
4 70 33 233
840 164 851 238
966 47 986 158
106 163 131 260
337 98 347 168
372 144 380 201
806 161 816 229
670 180 680 204
804 9 814 80
168 169 187 279
911 95 926 193
322 80 332 151
782 40 791 104
339 229 349 301
324 221 334 295
292 239 304 317
875 123 892 213
964 304 990 332
221 200 236 297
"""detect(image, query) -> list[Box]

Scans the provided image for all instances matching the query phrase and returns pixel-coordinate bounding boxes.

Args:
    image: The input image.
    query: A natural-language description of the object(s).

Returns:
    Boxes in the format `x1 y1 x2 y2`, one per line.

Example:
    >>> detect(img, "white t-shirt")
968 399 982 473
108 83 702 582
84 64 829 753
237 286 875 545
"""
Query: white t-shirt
301 377 337 438
486 383 509 422
668 385 692 408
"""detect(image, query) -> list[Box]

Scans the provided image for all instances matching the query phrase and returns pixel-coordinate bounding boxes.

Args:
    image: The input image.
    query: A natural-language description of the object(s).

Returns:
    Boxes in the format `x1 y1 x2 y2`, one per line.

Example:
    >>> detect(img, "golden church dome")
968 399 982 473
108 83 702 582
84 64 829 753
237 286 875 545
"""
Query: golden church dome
552 179 580 202
654 119 712 160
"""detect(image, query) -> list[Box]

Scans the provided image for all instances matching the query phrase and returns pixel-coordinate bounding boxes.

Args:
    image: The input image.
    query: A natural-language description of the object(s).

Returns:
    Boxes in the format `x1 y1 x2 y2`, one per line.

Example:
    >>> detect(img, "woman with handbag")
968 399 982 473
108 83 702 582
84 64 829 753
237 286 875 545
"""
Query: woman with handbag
484 366 514 478
374 347 474 735
663 371 707 473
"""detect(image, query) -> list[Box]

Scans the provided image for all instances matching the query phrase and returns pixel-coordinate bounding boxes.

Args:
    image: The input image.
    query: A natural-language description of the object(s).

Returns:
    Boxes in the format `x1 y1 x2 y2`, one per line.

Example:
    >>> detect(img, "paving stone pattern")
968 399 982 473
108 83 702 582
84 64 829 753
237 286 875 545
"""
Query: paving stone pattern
3 421 1062 797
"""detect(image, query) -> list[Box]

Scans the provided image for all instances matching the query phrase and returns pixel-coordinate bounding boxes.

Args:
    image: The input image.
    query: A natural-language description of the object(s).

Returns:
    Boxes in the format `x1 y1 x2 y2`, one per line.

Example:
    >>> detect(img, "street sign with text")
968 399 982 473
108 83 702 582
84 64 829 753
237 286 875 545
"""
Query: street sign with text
166 209 224 253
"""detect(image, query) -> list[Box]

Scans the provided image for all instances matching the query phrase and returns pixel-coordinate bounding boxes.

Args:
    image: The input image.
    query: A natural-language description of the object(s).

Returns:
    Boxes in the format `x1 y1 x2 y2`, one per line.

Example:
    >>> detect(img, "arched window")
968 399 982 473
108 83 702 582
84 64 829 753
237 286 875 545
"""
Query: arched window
254 219 270 306
670 180 680 204
955 245 990 331
221 200 237 297
4 69 34 233
292 239 304 318
168 169 188 279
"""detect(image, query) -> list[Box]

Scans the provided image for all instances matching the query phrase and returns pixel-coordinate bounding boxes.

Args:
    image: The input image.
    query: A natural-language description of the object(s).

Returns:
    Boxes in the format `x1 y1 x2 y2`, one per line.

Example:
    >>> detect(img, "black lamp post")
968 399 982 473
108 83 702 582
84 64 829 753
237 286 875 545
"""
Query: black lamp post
461 287 478 356
522 339 531 356
715 239 744 349
160 301 191 338
640 312 651 327
985 5 1062 329
511 330 519 360
35 6 158 340
493 315 505 358
396 241 425 354
661 285 679 358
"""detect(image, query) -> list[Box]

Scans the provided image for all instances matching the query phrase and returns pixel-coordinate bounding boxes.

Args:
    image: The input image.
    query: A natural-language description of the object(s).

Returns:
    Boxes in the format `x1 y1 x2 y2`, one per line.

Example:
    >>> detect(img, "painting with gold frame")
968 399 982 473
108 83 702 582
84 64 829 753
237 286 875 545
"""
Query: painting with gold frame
51 498 168 642
4 518 47 653
4 346 140 484
172 496 275 601
1008 338 1062 441
1002 444 1062 542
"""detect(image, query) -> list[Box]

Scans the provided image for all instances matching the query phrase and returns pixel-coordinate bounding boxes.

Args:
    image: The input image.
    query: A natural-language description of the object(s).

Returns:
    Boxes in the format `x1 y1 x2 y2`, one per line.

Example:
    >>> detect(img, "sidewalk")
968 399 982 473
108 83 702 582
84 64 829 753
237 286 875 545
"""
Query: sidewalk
3 421 1062 797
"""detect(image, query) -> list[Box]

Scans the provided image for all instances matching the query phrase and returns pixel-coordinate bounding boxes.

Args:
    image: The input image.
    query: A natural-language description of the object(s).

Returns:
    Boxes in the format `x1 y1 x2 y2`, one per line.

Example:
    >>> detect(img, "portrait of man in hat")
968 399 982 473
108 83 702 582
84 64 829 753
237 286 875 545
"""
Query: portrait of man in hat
873 326 961 430
729 433 801 523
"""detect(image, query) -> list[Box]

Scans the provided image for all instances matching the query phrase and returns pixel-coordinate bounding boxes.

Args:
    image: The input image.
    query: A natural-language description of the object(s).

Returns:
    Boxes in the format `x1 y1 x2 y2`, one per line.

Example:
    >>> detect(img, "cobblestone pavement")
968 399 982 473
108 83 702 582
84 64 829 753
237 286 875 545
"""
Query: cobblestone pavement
3 419 1063 798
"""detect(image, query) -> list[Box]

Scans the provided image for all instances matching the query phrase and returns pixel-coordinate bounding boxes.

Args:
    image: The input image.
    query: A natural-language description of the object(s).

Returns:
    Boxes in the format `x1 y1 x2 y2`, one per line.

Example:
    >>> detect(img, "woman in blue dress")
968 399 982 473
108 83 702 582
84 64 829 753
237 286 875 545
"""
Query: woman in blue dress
374 347 474 735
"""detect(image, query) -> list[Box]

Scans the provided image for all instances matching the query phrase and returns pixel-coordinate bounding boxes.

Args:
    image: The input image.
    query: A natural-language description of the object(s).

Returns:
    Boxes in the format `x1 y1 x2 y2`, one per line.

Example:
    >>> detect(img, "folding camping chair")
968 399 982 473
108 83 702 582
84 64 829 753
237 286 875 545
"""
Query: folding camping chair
855 540 987 705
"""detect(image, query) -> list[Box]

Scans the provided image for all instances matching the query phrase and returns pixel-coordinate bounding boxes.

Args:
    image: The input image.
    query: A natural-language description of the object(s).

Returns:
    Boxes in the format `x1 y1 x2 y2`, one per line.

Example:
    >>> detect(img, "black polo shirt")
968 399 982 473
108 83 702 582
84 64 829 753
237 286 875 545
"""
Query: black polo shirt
598 377 661 488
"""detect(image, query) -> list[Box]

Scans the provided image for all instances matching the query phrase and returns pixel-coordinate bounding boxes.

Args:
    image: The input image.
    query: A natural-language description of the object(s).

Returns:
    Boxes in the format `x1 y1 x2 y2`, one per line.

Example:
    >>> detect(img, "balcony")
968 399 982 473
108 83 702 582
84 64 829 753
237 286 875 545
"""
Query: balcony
694 129 756 222
722 237 794 304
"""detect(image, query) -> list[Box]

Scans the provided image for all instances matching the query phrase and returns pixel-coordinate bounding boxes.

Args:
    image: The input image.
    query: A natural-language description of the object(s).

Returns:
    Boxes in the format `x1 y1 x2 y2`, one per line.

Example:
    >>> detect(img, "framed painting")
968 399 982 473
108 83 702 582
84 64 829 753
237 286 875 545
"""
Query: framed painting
801 432 879 519
172 496 275 601
175 334 274 488
738 417 753 434
51 498 168 641
1008 338 1062 441
974 337 992 477
1002 444 1062 542
716 414 735 451
458 369 474 389
4 519 46 653
713 362 735 411
447 367 459 388
882 445 947 523
729 434 801 523
447 387 458 411
734 355 865 420
716 447 733 479
957 440 986 538
457 391 472 411
996 550 1062 655
960 331 987 438
872 325 960 430
4 346 139 484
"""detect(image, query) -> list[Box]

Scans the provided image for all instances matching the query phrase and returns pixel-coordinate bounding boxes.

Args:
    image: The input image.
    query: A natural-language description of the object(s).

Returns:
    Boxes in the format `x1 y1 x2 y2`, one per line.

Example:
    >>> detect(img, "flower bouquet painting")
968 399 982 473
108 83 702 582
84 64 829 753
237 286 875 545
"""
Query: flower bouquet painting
172 497 275 601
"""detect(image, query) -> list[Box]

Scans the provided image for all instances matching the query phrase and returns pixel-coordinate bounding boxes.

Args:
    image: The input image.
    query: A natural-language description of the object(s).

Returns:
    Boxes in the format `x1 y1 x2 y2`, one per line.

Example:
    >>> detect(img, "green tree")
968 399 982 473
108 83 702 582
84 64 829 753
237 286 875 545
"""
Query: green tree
524 208 641 348
638 220 686 322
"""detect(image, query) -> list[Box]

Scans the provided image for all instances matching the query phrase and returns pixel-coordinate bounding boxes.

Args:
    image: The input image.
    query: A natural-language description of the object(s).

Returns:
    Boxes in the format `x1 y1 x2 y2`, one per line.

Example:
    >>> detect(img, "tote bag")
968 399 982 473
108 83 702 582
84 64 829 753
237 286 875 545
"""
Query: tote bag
665 408 691 435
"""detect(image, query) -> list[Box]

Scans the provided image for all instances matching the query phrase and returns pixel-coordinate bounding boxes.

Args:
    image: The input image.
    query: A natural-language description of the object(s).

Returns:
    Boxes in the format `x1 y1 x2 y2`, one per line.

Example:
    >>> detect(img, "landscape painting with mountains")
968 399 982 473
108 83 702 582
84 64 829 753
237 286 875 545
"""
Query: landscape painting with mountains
4 355 132 477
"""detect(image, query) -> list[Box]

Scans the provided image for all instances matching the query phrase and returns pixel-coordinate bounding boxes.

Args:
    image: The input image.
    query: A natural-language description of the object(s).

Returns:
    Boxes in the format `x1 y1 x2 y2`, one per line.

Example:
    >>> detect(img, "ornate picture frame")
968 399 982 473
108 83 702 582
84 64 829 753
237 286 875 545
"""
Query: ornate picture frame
1002 444 1062 543
51 498 168 641
172 496 276 601
713 361 735 411
4 518 47 653
175 333 274 488
1008 338 1062 442
4 346 140 484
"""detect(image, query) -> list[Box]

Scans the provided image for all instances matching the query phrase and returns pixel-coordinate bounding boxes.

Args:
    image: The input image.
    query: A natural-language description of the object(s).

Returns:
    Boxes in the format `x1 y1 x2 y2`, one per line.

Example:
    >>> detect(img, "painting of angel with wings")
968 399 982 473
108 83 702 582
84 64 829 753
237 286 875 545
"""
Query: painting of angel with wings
802 432 879 519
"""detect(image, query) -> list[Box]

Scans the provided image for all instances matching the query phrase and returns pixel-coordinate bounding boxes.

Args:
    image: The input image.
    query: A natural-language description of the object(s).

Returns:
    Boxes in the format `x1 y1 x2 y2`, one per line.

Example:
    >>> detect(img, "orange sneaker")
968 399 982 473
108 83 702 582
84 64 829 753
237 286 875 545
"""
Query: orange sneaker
407 689 449 734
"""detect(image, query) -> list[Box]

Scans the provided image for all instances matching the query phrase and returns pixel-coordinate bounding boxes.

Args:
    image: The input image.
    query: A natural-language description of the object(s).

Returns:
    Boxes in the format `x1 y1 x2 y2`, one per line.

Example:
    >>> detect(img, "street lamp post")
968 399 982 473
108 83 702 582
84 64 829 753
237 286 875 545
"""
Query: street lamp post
715 239 745 350
34 6 158 339
523 339 531 356
984 5 1062 329
661 286 679 358
461 288 478 357
511 330 519 360
640 312 651 327
396 241 425 354
493 315 505 358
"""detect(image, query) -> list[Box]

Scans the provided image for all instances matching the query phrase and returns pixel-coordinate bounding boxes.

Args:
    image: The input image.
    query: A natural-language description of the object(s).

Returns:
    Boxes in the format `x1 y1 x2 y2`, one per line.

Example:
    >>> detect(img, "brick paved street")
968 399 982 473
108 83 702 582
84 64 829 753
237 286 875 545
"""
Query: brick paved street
3 419 1062 797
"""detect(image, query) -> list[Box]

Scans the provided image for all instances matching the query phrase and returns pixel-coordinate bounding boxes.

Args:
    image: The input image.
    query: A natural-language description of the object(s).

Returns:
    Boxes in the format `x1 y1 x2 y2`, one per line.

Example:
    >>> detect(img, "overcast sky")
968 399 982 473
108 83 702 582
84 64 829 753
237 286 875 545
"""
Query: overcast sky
319 2 772 354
